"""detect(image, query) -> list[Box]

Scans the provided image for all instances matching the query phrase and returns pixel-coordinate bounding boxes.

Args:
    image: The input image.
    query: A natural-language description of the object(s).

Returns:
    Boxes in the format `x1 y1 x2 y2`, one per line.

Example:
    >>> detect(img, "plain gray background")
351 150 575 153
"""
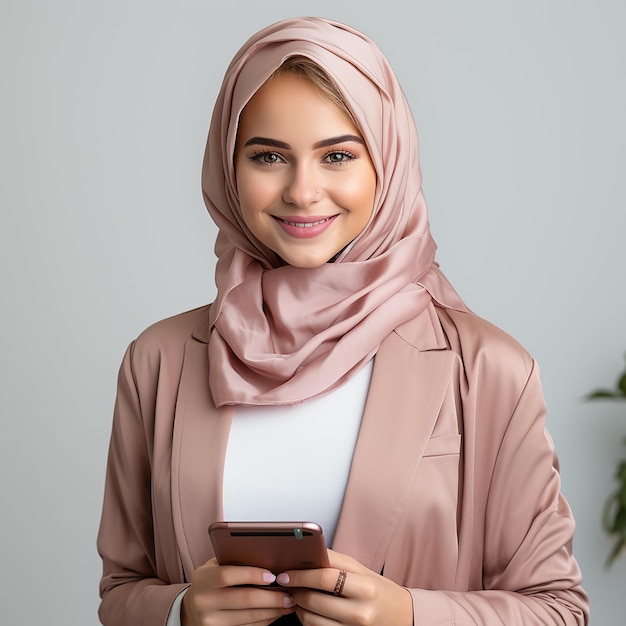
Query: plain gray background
1 0 625 623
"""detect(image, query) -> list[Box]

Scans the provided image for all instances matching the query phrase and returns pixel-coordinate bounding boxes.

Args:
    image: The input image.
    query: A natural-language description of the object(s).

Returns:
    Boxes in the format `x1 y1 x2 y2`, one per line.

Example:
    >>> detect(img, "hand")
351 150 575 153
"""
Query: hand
275 549 413 626
181 557 297 626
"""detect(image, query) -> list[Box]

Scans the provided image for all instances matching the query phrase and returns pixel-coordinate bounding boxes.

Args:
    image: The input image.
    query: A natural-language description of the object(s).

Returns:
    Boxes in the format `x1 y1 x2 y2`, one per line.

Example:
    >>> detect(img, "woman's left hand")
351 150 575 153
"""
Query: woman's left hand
275 549 413 626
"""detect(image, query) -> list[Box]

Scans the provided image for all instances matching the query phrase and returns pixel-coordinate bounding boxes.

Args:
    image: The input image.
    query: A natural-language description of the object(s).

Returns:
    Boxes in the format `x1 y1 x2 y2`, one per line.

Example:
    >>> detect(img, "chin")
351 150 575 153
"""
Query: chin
283 259 326 269
276 250 336 269
277 244 348 268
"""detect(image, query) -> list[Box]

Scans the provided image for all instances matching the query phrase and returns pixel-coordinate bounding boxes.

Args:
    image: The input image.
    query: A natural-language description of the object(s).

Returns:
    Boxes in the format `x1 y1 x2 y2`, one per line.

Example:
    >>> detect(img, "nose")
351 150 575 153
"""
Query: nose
282 164 320 208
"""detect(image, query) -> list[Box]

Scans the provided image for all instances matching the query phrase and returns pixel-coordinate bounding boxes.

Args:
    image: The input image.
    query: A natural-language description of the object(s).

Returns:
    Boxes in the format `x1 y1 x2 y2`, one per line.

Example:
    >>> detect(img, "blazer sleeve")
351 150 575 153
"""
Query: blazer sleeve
408 360 589 625
97 342 189 626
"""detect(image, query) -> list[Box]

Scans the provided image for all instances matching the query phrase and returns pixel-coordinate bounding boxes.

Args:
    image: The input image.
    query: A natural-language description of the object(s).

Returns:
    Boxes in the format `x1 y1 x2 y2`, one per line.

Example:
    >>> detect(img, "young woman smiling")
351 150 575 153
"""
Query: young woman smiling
234 66 377 268
97 17 589 626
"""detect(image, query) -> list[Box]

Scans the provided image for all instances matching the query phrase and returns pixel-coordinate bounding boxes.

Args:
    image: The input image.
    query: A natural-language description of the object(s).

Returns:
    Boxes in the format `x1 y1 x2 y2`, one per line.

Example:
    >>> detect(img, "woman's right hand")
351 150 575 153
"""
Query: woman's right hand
181 557 297 626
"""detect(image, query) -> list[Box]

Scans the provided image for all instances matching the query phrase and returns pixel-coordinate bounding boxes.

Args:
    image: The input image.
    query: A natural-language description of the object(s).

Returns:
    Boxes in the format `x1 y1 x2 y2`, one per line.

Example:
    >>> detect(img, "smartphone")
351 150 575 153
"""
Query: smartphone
209 521 329 575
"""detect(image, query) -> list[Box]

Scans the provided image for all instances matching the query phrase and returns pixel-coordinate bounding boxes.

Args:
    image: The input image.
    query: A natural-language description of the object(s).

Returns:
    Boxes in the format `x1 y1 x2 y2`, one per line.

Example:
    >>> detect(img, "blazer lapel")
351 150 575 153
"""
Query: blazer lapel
171 336 233 581
332 307 455 574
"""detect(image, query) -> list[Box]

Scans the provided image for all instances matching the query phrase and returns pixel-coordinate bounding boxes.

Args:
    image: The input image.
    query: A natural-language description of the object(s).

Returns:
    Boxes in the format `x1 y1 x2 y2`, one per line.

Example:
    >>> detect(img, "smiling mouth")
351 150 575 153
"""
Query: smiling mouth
273 214 339 239
278 216 335 228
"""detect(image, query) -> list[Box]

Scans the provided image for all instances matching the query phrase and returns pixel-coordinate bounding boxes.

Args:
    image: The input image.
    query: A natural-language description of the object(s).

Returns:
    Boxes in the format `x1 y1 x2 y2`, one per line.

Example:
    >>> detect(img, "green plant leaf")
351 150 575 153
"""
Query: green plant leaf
586 352 626 566
606 535 626 568
602 491 626 568
587 390 622 400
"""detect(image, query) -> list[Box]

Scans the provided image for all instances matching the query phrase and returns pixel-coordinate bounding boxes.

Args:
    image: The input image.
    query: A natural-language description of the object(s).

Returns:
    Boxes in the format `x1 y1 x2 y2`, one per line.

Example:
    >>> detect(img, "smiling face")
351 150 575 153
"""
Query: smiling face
234 73 377 268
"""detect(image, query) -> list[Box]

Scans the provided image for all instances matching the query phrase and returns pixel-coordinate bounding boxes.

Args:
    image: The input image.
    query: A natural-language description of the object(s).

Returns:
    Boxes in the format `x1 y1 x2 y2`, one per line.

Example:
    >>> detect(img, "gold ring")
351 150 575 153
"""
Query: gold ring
333 569 347 596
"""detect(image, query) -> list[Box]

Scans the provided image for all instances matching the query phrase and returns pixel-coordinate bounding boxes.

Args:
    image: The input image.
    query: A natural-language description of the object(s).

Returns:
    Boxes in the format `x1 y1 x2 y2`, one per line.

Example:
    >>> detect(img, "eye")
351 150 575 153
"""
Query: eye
323 150 356 165
249 151 285 166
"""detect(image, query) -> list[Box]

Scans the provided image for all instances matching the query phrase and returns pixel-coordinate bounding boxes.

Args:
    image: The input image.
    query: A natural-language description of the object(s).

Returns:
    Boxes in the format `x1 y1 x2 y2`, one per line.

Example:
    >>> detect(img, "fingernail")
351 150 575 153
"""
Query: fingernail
277 573 290 584
263 572 277 583
284 595 296 608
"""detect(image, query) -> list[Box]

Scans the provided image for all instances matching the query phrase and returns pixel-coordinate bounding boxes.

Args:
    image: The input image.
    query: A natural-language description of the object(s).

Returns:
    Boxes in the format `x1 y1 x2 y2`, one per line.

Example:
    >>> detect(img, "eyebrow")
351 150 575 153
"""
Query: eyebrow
243 134 365 149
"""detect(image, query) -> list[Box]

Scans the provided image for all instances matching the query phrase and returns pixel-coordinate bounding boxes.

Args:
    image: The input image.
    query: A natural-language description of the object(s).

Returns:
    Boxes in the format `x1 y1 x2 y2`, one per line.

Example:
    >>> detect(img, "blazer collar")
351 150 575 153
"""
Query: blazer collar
191 307 211 343
332 304 455 572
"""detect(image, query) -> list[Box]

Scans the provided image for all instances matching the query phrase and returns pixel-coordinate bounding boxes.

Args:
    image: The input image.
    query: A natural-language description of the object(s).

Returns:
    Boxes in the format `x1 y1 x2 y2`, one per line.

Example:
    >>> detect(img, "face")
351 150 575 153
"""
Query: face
234 74 377 268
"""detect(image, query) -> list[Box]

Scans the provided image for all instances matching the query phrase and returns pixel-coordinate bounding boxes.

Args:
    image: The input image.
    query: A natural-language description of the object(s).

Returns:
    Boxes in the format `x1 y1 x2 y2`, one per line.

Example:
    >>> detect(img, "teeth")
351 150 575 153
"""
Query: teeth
282 217 330 228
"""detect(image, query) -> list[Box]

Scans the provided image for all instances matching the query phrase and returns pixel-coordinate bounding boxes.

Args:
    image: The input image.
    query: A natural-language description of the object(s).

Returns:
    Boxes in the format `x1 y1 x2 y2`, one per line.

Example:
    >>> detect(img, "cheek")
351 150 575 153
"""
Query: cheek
363 173 378 219
236 173 261 218
237 185 255 215
340 173 376 218
236 186 258 234
238 196 264 236
237 171 279 215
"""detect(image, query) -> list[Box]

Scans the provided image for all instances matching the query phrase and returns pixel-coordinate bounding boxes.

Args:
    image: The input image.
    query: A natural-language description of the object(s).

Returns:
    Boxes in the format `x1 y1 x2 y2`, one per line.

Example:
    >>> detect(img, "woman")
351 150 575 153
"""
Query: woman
97 16 589 626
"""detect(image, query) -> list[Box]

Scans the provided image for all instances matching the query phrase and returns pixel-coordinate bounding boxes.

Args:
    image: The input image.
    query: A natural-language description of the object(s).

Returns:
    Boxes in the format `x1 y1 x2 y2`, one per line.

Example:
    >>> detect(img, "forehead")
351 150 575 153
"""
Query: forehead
237 74 361 139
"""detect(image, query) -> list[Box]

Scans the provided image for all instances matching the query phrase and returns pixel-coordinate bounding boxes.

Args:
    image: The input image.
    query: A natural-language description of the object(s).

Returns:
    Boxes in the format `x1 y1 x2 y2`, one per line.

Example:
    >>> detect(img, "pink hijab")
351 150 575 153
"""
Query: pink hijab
202 17 468 406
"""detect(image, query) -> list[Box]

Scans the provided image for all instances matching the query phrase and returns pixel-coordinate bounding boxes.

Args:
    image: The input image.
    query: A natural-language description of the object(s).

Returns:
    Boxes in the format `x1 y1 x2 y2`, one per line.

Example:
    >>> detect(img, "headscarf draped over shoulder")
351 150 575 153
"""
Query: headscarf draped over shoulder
202 16 468 406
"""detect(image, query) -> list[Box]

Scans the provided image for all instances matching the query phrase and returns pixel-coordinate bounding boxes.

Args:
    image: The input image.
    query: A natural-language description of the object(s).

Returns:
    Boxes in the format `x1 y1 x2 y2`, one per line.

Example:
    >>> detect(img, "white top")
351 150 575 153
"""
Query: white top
222 359 373 546
166 360 373 626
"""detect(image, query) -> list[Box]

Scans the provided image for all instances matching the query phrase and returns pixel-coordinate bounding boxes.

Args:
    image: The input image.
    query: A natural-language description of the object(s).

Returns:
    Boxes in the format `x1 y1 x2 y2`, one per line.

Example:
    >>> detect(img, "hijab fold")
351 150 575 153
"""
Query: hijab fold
202 17 468 406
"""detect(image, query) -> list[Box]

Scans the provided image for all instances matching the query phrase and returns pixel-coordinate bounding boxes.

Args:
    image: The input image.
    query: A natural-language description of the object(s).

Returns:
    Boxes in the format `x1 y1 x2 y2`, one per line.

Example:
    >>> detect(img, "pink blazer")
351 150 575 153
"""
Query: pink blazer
97 304 589 625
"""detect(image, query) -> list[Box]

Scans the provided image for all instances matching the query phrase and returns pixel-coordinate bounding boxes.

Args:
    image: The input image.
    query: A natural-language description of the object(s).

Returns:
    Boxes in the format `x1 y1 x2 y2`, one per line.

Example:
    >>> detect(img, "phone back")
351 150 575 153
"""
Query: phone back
209 521 329 574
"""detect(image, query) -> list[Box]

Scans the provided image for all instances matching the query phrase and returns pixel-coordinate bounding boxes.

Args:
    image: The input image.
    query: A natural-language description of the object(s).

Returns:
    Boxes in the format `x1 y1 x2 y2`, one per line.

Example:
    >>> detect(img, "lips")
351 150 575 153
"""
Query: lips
274 214 338 239
282 217 332 228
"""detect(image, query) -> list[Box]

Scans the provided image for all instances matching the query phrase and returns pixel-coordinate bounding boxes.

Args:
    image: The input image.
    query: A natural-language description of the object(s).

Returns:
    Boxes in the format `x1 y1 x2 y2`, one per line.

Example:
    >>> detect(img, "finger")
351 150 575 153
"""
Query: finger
193 560 279 590
290 583 361 626
292 569 413 626
289 572 382 626
276 567 354 597
326 549 369 575
218 566 279 589
211 606 295 626
219 586 298 611
183 587 296 625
